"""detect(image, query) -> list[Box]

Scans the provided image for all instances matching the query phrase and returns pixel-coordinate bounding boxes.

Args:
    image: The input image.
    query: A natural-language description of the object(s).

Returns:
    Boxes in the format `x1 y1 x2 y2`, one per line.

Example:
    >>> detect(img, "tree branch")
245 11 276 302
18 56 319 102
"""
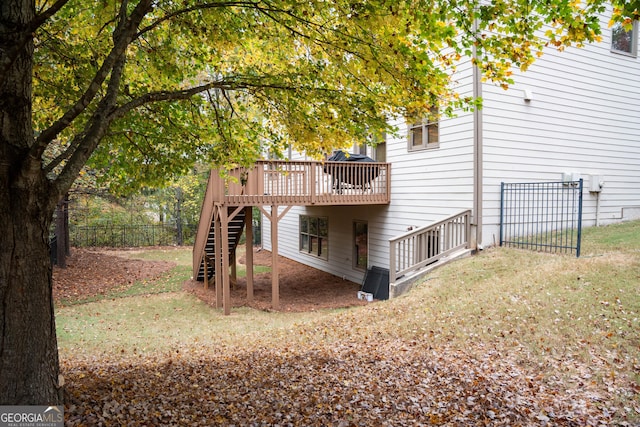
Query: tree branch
31 0 154 160
42 133 85 175
106 76 330 122
136 1 261 38
33 0 71 28
51 0 154 198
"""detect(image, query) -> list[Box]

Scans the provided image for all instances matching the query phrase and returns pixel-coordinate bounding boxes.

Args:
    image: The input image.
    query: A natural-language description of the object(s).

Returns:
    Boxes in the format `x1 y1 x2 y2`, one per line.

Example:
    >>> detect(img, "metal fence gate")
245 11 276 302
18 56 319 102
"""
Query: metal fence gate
500 179 583 257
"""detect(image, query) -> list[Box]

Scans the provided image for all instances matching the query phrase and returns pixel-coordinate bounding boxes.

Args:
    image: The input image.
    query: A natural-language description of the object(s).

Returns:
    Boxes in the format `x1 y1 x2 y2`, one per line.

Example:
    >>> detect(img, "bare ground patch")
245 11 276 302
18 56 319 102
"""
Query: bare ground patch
183 248 369 312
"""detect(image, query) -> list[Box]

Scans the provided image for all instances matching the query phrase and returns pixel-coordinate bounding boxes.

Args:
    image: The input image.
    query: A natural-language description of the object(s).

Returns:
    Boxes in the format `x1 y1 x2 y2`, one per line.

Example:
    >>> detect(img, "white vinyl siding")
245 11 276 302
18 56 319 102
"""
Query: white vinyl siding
262 8 640 285
263 60 476 282
263 205 390 284
480 10 640 243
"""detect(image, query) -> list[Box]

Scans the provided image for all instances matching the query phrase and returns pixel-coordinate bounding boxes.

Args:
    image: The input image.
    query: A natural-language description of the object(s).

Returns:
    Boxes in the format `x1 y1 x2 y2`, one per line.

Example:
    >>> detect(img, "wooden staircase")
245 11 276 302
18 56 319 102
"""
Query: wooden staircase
192 162 391 314
195 207 246 281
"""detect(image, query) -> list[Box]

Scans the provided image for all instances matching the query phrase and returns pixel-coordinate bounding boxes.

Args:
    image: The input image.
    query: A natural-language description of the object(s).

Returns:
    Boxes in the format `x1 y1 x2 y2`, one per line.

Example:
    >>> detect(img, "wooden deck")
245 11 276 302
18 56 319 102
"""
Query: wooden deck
205 160 391 206
193 159 391 314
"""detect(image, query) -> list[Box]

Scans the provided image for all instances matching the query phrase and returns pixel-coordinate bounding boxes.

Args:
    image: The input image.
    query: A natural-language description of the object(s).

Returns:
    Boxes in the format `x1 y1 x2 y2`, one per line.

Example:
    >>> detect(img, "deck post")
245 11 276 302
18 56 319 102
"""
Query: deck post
213 206 223 309
389 239 397 284
220 206 231 315
310 163 316 204
245 206 254 302
271 204 279 310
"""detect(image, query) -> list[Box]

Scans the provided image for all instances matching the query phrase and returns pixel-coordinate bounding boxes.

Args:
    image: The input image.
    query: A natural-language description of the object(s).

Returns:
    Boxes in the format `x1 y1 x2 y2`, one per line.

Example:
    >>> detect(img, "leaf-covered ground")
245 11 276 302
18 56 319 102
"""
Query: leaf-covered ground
63 339 626 426
53 248 176 303
56 243 639 426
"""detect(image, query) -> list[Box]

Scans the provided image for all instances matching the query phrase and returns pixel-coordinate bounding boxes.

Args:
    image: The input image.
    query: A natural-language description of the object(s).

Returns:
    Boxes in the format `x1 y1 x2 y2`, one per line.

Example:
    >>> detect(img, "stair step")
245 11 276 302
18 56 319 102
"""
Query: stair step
196 207 248 281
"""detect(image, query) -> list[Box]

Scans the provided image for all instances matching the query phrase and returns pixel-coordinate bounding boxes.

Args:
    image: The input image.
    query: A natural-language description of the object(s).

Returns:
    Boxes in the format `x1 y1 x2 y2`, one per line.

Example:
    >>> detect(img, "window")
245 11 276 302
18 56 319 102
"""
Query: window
352 133 386 162
408 108 439 151
353 220 368 270
374 140 387 162
611 21 638 56
300 215 328 260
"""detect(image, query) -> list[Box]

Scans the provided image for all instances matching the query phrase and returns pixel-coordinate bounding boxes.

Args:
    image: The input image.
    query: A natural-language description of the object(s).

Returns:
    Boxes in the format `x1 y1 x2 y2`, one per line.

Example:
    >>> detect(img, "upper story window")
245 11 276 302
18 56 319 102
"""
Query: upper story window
352 133 386 162
408 107 439 151
611 21 638 56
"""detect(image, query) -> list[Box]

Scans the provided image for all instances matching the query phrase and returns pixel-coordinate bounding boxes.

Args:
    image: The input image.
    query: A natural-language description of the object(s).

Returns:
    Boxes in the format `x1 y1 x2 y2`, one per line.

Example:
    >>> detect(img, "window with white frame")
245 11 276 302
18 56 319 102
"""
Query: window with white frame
611 21 638 56
299 215 328 260
408 107 439 151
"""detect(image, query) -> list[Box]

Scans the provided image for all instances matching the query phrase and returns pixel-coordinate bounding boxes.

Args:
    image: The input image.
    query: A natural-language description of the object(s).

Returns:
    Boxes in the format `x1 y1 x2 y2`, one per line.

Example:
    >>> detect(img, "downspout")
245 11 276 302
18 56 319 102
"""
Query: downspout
472 17 483 250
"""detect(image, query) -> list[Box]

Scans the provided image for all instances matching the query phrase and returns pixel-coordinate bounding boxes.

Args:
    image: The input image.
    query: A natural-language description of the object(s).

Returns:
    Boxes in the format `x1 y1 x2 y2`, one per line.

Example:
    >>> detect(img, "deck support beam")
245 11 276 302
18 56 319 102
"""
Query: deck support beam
245 207 254 302
258 204 293 310
220 206 231 315
213 206 223 310
204 199 297 315
271 204 279 309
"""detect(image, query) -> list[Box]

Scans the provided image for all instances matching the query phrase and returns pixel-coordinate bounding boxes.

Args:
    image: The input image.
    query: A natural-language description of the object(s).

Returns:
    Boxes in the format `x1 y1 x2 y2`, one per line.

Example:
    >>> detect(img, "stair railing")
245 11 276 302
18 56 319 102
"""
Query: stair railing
389 210 471 284
193 171 218 279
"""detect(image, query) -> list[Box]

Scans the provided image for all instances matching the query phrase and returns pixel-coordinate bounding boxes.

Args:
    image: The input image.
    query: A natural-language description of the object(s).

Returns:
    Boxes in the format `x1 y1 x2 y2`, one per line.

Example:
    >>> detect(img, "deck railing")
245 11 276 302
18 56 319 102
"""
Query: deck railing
193 171 218 278
194 160 391 280
389 210 471 284
210 160 390 206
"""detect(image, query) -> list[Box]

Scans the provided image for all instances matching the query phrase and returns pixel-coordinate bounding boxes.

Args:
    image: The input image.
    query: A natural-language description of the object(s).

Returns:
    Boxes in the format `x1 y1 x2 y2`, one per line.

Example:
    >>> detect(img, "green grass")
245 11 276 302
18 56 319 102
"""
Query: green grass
57 223 640 360
56 292 332 358
582 219 640 251
56 245 306 358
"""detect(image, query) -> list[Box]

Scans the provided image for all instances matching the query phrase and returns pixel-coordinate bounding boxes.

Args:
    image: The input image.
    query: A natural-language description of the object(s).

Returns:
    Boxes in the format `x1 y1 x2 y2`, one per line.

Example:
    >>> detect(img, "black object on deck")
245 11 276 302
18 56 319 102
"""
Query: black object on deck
323 152 380 190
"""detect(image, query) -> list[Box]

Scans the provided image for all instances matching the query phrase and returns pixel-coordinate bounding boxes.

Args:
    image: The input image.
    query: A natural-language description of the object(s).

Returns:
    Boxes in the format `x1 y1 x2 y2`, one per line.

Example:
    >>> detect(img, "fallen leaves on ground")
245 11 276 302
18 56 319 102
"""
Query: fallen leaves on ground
62 339 626 426
183 248 368 312
53 248 176 303
57 248 637 425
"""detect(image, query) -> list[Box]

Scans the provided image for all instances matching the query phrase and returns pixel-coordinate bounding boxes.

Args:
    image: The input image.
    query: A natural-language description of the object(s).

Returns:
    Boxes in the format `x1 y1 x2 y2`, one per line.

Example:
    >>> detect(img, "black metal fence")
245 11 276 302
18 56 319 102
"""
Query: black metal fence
500 180 583 257
70 224 197 247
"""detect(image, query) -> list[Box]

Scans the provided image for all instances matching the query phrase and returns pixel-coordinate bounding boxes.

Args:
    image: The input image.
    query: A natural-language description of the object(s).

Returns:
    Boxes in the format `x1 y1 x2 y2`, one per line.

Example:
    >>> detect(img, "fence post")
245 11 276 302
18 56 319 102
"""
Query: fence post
576 179 583 257
176 187 184 246
499 182 505 246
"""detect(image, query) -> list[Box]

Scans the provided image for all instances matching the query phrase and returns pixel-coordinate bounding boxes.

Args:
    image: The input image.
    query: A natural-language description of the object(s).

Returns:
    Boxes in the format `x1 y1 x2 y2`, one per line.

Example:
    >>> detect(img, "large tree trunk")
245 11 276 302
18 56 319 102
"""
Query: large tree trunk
0 193 62 405
0 0 62 404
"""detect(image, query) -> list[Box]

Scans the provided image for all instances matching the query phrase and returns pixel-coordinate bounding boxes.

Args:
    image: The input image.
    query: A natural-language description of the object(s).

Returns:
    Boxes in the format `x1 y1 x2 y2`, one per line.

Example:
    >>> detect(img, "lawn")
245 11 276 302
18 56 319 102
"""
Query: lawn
58 221 640 426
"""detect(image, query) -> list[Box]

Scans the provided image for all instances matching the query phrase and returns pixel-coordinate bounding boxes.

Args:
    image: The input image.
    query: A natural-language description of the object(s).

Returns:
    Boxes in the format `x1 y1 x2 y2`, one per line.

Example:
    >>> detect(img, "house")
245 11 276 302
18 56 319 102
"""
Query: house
193 10 640 313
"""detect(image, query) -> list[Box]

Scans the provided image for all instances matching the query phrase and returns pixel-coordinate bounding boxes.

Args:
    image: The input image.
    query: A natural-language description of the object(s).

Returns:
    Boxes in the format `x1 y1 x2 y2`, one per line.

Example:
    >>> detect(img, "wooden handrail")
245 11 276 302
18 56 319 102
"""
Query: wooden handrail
389 210 472 284
192 171 217 278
